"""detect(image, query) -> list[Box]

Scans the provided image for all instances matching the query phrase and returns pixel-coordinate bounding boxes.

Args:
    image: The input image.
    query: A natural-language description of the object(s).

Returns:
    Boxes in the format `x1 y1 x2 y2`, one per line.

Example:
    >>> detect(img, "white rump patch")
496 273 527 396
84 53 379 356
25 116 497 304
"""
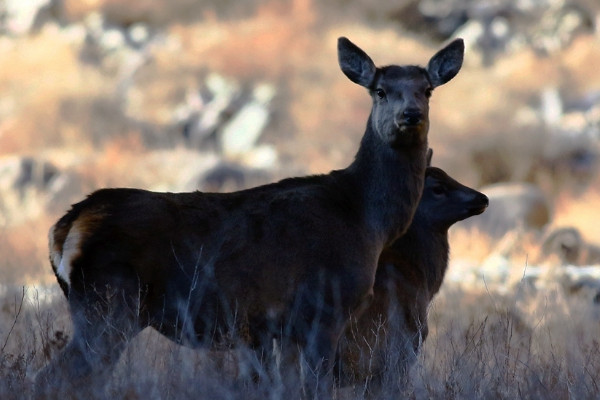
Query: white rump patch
48 225 62 271
56 225 83 286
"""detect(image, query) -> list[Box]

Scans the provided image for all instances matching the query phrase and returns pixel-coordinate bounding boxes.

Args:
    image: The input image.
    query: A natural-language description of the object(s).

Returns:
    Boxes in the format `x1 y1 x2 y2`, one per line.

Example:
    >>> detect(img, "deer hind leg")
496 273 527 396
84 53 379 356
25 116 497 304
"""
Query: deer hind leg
295 303 347 400
35 273 145 398
298 323 345 400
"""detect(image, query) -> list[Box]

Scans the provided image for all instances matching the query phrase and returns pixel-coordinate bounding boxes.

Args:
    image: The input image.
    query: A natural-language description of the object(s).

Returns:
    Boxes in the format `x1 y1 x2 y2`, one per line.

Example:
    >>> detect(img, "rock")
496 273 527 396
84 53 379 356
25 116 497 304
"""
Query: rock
0 155 59 225
0 155 58 194
460 182 551 238
541 226 600 266
516 265 600 305
239 145 278 169
220 83 275 159
127 22 150 47
541 134 598 193
180 74 241 149
178 76 276 160
0 156 24 191
1 0 51 35
540 87 563 126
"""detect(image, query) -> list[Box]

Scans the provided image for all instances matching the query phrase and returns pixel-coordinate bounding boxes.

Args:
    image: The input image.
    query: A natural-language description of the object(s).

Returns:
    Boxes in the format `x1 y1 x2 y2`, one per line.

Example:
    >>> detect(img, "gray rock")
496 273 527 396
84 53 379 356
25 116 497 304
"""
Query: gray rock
459 182 551 238
541 226 600 266
180 74 241 149
0 155 58 196
220 84 274 158
0 155 60 225
1 0 50 35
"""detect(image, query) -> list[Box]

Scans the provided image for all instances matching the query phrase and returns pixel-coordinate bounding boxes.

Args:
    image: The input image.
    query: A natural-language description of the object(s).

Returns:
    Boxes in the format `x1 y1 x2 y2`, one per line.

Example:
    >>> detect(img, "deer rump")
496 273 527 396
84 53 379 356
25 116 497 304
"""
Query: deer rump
50 176 375 350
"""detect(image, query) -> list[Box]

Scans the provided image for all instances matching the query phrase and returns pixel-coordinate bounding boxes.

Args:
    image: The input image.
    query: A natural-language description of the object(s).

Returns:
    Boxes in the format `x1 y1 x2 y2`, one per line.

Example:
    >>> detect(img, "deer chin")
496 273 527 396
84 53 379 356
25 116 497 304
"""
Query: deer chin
468 203 488 216
453 203 488 222
389 125 427 147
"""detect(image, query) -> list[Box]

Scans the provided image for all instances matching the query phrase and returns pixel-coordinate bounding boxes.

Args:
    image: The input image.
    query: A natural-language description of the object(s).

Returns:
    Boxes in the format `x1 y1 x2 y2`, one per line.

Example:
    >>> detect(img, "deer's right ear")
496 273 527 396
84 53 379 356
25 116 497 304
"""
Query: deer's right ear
338 37 376 88
426 148 433 166
427 38 464 88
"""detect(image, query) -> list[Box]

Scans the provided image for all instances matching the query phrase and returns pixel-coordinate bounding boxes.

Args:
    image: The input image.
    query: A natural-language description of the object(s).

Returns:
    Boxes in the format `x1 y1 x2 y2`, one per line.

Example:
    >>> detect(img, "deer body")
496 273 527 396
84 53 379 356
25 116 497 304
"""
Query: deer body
37 38 464 398
337 165 488 394
52 175 384 349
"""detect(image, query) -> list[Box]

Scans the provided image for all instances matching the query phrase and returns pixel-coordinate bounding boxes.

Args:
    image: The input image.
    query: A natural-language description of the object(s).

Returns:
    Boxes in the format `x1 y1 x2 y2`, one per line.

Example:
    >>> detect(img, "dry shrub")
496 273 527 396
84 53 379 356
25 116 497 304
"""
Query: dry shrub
415 284 600 399
0 286 69 399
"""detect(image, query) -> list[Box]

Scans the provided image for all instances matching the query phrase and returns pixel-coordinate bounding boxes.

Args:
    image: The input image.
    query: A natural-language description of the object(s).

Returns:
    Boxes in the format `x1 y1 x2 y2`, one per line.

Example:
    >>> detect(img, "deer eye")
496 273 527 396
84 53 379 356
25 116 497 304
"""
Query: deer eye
432 185 445 196
375 89 386 99
425 88 433 98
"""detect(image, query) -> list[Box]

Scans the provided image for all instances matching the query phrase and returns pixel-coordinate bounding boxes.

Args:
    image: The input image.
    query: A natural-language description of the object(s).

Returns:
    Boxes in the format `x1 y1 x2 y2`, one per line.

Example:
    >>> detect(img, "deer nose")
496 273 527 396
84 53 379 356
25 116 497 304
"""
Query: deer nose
402 109 423 125
469 193 489 215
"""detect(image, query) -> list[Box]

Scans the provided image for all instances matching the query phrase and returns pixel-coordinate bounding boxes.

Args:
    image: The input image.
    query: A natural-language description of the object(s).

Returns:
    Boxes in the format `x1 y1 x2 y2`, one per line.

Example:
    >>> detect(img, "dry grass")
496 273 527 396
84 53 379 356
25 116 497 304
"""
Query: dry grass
1 278 599 399
417 284 600 400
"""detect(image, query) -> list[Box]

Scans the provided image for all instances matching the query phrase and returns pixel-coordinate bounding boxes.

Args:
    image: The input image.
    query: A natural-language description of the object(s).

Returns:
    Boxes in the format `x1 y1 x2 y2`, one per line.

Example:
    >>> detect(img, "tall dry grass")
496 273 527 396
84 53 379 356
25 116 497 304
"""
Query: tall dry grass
1 276 599 399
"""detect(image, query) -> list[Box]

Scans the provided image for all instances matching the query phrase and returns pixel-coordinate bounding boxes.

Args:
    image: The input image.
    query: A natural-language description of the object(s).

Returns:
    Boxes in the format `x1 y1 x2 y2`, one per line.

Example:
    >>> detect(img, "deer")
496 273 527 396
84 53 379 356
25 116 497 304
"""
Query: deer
336 152 489 397
35 37 464 399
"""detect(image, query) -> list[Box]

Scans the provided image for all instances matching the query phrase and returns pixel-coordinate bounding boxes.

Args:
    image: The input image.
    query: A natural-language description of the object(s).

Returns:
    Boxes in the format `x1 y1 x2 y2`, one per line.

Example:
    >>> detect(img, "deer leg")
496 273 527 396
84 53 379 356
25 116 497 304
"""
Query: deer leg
300 325 342 400
35 279 143 398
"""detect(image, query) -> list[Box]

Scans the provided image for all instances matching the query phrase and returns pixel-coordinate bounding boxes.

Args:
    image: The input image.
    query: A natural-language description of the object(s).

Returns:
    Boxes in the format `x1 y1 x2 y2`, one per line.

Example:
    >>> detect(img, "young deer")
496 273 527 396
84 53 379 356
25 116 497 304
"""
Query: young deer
36 38 464 398
336 154 488 396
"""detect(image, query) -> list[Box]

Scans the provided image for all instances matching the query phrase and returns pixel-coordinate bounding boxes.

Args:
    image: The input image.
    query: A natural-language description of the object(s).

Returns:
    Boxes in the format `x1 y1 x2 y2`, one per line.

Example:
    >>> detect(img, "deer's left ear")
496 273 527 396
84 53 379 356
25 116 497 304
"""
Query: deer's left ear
427 39 464 88
338 37 377 88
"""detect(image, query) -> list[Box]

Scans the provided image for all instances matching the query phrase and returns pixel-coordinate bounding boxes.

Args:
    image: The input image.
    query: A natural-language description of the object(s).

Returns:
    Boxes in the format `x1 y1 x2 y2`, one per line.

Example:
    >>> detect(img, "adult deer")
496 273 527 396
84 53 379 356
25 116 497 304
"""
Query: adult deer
337 154 488 397
36 37 464 399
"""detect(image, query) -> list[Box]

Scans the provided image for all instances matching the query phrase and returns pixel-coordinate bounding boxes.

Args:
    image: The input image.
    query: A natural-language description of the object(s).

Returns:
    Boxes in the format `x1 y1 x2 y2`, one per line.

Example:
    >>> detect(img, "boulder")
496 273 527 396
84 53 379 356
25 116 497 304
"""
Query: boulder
541 226 600 266
459 182 551 238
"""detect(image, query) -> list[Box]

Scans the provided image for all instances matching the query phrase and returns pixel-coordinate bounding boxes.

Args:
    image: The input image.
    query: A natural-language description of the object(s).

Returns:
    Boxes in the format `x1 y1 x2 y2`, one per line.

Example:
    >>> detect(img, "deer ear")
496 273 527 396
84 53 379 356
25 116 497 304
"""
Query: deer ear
426 148 433 166
338 37 376 88
427 38 464 88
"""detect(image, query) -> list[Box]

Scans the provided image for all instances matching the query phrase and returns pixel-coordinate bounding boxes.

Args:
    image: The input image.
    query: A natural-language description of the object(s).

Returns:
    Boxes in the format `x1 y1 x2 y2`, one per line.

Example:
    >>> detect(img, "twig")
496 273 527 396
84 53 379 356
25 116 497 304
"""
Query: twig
1 286 26 353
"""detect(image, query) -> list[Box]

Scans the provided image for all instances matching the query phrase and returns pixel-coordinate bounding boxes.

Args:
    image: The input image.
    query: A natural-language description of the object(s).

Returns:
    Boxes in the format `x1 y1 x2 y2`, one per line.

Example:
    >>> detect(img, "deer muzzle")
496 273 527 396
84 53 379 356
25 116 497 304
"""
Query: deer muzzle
401 109 423 126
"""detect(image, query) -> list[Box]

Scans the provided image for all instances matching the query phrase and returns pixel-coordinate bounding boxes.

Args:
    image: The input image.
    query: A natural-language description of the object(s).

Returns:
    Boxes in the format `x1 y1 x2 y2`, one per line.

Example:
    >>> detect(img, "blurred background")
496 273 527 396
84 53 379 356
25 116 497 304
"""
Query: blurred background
0 0 599 295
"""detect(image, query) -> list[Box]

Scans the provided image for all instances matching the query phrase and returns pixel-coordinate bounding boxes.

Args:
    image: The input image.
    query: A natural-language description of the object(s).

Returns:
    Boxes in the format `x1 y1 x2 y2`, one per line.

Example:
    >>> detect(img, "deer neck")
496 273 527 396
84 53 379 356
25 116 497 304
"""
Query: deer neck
396 222 450 298
347 117 428 247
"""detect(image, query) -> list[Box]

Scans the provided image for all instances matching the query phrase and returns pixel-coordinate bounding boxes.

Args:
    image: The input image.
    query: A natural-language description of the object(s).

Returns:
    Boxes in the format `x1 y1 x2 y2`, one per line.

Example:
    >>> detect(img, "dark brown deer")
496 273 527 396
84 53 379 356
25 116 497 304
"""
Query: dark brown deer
36 37 464 399
336 155 488 396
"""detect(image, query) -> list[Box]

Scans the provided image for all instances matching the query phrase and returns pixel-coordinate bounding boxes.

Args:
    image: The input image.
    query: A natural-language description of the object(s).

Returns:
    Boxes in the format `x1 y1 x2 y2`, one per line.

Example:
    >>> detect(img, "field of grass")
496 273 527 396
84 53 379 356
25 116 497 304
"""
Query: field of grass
1 0 600 398
1 267 599 399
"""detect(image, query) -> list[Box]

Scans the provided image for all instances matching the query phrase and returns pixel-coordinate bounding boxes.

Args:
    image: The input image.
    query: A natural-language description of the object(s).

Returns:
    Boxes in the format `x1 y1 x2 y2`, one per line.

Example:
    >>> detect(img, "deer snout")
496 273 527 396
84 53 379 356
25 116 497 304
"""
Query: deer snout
401 109 423 126
469 193 489 215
